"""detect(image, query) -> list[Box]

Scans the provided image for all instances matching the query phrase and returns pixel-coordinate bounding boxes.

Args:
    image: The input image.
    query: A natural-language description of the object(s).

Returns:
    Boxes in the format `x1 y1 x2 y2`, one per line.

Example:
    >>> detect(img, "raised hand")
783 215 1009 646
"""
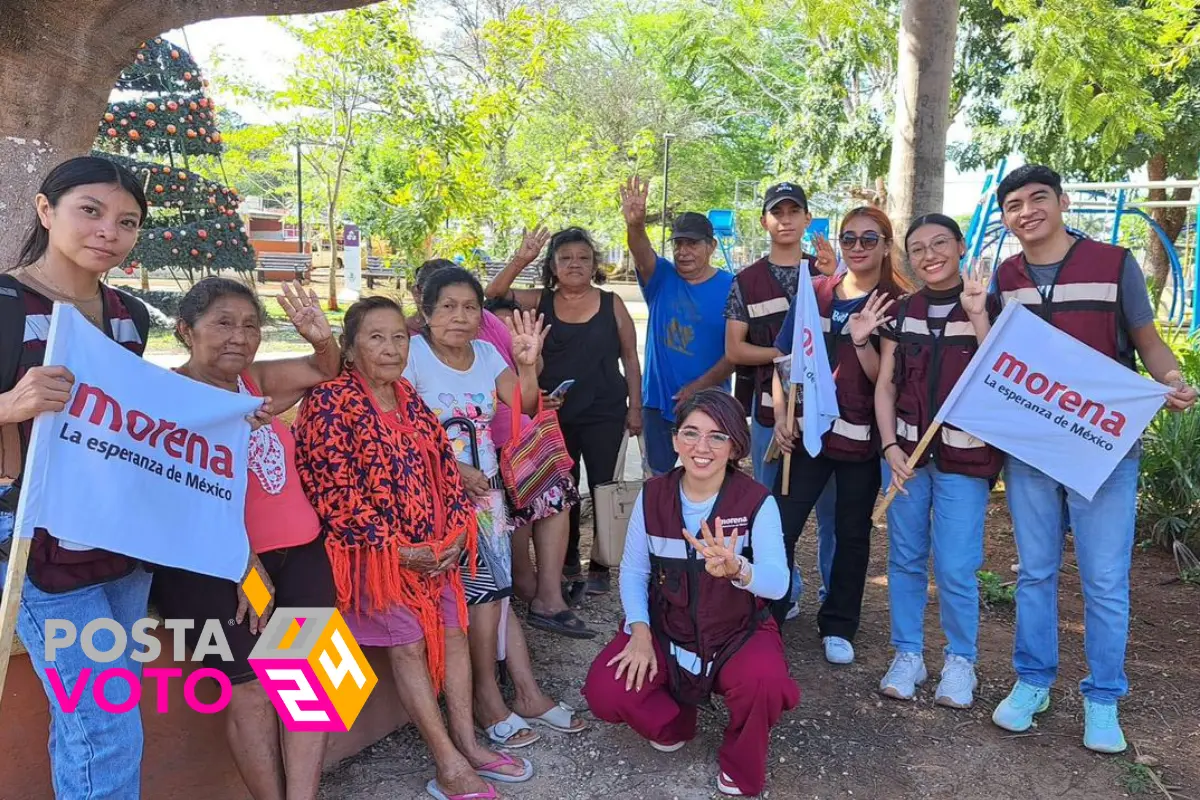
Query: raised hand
681 517 743 580
513 226 551 266
847 290 895 346
277 281 332 348
620 176 650 227
960 275 988 319
814 234 838 276
506 309 550 367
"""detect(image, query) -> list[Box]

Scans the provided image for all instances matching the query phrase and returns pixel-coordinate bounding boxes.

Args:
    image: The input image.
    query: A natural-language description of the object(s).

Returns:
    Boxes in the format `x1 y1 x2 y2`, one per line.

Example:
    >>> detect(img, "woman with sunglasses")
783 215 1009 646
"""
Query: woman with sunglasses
584 389 797 798
770 206 912 665
874 213 998 708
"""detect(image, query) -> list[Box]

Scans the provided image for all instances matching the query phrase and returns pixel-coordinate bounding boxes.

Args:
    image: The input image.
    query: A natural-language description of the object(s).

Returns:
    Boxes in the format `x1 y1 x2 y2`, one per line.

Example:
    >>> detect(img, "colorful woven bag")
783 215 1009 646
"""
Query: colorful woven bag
499 383 574 509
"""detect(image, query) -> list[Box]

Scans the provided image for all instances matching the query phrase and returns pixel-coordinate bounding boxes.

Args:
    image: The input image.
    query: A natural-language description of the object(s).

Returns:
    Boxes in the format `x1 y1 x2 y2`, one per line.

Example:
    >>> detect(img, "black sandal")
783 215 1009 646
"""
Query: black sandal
528 609 596 640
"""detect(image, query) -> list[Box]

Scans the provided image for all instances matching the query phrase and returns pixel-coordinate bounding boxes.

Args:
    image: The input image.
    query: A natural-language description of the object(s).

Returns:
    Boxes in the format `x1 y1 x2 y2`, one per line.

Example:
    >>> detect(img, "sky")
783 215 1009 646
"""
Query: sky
162 15 992 218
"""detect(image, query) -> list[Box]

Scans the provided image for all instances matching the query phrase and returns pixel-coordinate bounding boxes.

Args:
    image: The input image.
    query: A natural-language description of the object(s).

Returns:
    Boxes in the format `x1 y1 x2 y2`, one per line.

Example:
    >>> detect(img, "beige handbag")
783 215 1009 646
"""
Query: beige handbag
592 433 649 568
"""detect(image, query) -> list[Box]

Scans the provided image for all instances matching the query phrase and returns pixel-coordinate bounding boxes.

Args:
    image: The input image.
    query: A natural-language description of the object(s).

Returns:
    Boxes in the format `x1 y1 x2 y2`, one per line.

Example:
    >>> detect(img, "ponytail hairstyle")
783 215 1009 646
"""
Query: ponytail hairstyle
12 156 148 271
838 206 914 294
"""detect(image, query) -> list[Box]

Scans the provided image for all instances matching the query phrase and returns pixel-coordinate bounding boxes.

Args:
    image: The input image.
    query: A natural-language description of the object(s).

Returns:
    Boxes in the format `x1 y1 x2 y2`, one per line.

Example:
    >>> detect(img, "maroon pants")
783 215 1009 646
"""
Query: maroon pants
583 624 799 795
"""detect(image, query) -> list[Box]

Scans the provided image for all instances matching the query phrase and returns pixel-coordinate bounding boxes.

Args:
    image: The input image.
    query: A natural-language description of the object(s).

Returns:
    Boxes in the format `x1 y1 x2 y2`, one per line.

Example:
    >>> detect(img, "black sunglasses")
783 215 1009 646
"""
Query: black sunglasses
839 232 885 251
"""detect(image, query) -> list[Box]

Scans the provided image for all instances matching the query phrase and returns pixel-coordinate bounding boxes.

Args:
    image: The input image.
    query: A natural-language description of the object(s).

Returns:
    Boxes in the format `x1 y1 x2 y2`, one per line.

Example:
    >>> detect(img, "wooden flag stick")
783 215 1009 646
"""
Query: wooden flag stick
781 383 798 496
0 534 32 715
873 421 943 526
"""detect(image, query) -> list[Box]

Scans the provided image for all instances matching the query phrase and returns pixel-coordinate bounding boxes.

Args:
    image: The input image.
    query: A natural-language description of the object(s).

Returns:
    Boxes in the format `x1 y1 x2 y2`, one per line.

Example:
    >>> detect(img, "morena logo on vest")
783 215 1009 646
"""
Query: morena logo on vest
41 571 378 732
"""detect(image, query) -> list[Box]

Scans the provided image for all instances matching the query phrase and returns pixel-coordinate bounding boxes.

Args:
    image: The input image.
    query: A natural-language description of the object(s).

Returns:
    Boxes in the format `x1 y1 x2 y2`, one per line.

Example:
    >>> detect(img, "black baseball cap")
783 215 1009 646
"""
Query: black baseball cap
762 182 809 214
670 212 714 242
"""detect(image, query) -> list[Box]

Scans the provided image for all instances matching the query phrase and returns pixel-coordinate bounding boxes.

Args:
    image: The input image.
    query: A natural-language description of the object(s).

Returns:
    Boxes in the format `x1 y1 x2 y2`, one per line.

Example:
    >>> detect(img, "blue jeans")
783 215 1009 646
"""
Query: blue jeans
750 415 780 491
886 463 989 661
1005 449 1140 704
1 498 151 798
641 407 679 476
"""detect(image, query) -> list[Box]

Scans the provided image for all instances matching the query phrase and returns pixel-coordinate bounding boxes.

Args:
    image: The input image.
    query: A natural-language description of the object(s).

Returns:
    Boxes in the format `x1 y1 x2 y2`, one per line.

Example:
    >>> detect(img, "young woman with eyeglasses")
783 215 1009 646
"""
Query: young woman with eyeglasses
770 206 912 666
873 213 999 709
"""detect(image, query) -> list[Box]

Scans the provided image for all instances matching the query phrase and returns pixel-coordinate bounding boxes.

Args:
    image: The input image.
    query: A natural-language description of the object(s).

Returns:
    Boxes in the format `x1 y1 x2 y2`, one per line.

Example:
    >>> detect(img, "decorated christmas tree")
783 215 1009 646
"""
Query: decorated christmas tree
93 37 254 277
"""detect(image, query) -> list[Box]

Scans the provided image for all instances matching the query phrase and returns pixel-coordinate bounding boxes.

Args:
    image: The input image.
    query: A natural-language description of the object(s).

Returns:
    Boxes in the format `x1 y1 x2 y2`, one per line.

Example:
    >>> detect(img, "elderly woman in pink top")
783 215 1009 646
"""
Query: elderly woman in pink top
412 253 590 639
151 277 341 800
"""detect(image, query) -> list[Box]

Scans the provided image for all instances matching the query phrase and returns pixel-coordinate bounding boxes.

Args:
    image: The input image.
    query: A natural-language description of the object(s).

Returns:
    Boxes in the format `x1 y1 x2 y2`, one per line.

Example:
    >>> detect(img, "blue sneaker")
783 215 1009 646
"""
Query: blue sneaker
992 681 1050 732
1083 699 1127 754
823 636 855 664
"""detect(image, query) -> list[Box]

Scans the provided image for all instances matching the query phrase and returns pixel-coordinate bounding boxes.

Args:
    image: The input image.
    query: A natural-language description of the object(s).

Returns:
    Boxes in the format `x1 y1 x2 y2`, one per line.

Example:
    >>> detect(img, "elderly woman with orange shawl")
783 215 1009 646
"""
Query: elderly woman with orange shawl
293 296 532 800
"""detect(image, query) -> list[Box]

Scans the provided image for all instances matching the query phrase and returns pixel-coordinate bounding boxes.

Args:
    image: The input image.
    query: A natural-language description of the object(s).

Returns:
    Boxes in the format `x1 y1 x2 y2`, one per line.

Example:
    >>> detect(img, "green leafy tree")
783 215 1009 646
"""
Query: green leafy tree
92 37 254 282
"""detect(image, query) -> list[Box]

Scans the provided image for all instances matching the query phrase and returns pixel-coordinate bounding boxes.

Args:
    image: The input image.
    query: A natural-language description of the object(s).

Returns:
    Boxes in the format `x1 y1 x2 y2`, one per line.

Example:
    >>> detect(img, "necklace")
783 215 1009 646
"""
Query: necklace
25 262 102 304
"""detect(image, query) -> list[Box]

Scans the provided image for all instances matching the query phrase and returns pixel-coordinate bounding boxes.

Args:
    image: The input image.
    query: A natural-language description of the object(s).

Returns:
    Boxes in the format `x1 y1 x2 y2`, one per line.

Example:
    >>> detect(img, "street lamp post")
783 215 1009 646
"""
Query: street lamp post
295 140 304 254
661 133 676 252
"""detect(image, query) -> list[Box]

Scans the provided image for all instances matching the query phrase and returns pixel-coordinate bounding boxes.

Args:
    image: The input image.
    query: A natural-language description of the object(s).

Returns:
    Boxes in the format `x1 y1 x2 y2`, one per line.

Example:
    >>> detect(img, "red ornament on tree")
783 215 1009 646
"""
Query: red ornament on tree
163 231 174 241
146 120 157 129
184 72 193 82
167 100 179 112
170 49 180 59
197 229 208 240
166 124 177 134
190 249 199 257
106 128 118 138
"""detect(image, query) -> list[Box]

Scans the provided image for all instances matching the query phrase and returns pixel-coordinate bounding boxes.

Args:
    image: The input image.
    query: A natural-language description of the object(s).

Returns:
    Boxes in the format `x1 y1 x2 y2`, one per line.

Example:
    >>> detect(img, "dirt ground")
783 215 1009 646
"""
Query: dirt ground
319 496 1200 800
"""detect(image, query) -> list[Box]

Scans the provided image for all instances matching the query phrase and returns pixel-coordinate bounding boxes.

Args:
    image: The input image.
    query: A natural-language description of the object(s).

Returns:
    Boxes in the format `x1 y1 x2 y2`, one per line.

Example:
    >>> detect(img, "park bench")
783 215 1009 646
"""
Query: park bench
482 259 540 288
364 256 405 289
255 253 312 284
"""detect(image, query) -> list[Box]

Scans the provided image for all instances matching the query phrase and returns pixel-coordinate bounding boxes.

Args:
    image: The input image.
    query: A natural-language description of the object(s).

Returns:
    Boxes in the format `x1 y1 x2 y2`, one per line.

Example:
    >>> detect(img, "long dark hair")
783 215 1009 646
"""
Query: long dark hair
13 156 149 270
540 227 606 289
839 206 914 294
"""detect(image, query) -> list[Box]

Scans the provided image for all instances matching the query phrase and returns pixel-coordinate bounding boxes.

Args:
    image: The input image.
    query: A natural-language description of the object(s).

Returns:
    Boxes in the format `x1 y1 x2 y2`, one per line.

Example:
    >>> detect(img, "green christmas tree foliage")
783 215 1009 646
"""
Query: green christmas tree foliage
93 37 253 276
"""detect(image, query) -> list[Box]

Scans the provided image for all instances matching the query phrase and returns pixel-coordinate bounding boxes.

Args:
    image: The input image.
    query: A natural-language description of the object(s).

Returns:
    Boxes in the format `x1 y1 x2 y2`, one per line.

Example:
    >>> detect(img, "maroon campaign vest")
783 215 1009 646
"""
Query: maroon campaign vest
890 289 1003 479
994 237 1135 370
643 468 769 707
4 283 149 593
780 275 880 461
732 255 819 426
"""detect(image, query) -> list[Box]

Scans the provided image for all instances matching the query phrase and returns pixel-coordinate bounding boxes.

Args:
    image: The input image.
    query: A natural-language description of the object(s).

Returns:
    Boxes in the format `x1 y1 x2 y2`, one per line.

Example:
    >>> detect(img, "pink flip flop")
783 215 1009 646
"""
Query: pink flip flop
425 778 498 800
475 752 534 784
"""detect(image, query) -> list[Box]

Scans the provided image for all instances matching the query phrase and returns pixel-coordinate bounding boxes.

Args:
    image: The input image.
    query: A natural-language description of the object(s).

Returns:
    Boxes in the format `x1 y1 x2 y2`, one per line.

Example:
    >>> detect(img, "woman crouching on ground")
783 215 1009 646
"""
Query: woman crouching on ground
583 389 799 797
151 276 341 800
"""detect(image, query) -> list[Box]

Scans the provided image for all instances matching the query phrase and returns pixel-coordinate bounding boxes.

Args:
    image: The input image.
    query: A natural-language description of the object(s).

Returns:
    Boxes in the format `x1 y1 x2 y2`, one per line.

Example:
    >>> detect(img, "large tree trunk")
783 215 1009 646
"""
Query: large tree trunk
887 0 961 238
0 0 380 263
1145 152 1194 314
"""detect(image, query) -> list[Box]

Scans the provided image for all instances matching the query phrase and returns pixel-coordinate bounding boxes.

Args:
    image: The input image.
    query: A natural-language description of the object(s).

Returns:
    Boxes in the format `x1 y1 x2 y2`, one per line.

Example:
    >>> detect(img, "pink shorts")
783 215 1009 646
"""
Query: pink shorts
345 583 462 647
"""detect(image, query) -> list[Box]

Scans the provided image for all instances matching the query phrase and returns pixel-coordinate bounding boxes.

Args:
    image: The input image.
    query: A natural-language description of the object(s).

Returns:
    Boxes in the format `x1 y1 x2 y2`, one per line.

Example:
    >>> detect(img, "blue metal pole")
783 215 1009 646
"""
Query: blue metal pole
1110 189 1126 246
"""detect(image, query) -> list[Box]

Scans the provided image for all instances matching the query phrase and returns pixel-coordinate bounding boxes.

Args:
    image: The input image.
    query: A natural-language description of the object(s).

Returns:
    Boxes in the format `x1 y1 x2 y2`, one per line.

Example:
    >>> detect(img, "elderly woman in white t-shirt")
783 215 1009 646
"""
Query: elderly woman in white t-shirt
404 266 588 752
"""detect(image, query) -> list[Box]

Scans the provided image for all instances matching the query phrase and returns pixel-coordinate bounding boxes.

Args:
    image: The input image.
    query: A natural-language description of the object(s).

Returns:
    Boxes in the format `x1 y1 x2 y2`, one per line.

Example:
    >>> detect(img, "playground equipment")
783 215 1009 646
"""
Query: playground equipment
707 209 831 273
965 160 1200 334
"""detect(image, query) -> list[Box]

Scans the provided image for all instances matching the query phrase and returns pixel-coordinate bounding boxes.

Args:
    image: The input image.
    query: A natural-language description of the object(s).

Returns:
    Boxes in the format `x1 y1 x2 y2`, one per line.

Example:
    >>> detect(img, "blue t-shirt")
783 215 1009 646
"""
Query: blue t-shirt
774 292 869 354
639 257 734 420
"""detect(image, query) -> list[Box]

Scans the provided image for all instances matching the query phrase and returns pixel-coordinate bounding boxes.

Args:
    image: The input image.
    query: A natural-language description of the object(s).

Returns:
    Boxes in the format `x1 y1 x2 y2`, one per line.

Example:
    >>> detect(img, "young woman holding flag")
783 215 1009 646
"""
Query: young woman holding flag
770 206 909 665
874 214 997 709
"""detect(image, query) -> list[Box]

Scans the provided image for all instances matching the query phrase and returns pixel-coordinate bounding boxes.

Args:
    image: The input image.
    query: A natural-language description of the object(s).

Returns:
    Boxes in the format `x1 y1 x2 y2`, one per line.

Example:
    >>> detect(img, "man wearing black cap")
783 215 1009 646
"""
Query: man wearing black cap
620 177 736 475
724 182 836 489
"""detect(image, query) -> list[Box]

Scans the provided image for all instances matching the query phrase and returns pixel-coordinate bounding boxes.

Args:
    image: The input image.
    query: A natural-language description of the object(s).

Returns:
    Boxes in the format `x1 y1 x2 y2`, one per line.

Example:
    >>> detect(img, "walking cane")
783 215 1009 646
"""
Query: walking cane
442 416 510 688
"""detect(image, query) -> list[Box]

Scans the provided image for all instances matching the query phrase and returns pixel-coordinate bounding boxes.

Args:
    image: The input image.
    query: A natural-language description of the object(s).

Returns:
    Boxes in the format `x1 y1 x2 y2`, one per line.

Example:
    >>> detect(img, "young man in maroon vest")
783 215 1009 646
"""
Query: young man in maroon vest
987 165 1196 753
723 183 837 614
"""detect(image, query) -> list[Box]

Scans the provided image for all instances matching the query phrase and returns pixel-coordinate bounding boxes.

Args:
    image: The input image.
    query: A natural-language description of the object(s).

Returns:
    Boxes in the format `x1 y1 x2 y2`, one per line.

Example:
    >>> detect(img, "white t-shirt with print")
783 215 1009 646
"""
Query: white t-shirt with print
404 336 509 477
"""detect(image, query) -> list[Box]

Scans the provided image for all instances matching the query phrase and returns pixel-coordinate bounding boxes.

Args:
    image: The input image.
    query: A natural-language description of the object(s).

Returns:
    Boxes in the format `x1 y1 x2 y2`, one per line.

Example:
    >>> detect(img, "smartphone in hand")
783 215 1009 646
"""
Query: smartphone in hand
548 379 575 400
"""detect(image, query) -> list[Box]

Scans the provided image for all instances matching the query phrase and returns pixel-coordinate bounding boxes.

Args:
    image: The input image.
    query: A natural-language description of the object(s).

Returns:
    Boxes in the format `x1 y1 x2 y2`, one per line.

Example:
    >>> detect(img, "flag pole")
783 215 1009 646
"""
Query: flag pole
781 383 798 495
0 535 32 714
872 421 943 526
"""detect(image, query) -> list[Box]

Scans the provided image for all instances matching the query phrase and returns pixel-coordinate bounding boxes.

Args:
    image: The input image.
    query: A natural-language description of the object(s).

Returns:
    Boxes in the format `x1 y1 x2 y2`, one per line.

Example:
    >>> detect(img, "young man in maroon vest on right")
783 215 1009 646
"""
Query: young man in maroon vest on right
987 165 1196 753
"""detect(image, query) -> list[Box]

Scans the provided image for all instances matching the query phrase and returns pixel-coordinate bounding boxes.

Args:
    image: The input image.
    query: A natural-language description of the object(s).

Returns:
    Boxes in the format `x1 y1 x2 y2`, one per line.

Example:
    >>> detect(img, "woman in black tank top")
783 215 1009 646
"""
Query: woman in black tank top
485 227 642 596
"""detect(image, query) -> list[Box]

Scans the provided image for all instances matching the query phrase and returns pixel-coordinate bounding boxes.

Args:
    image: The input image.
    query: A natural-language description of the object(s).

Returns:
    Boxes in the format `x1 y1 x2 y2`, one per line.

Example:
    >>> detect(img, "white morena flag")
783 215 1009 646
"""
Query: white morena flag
934 302 1168 500
14 303 259 581
789 275 839 457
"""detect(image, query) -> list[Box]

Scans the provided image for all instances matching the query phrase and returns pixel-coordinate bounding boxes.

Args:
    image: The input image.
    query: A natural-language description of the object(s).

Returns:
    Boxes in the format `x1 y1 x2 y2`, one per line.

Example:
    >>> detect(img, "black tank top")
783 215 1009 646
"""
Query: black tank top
537 289 628 425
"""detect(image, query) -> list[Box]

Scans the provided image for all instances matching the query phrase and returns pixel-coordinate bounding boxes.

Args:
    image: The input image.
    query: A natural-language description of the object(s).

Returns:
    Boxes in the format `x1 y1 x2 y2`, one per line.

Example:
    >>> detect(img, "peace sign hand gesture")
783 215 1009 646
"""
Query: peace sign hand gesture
513 226 551 266
814 234 838 276
278 280 332 348
681 517 743 580
506 309 550 367
960 275 988 319
848 290 895 347
620 176 650 226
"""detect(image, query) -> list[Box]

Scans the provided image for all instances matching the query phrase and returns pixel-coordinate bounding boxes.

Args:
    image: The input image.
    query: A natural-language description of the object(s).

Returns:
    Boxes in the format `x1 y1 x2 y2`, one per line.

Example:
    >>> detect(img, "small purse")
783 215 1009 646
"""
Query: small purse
499 383 575 509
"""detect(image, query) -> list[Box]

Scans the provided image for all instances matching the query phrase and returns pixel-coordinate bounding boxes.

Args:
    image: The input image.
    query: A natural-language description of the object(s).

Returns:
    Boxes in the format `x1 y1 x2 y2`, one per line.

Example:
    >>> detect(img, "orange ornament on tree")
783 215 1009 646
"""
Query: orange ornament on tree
146 102 157 112
128 130 141 141
146 120 157 129
188 101 198 111
211 132 222 144
104 112 114 122
166 124 177 134
186 129 197 139
154 185 164 193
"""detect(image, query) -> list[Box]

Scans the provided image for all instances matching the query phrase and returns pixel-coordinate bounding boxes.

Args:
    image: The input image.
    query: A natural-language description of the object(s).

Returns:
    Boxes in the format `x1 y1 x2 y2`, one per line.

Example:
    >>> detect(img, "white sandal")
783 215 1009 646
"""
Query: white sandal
717 771 745 796
528 701 586 734
483 712 540 749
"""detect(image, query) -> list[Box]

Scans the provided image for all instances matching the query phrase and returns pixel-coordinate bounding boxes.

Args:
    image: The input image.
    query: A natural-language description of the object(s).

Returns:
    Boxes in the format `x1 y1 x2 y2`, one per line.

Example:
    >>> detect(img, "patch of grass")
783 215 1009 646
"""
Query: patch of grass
977 570 1016 608
1181 566 1200 586
1115 760 1157 795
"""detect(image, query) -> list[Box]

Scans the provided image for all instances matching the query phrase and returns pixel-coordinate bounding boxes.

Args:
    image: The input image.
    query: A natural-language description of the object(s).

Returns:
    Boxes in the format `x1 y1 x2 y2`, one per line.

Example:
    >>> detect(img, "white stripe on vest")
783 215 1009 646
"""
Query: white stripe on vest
798 415 871 442
746 297 790 319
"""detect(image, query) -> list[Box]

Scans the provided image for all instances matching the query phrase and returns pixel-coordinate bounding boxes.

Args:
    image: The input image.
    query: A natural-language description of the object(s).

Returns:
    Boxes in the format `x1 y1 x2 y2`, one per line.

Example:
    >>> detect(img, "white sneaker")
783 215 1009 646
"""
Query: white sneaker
785 601 801 621
935 655 978 709
880 652 927 700
823 636 855 664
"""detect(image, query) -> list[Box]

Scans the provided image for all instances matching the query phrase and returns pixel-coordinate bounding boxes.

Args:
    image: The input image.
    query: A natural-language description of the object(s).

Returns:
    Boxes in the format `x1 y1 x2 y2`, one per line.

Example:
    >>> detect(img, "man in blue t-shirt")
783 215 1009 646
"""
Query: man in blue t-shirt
621 177 735 475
